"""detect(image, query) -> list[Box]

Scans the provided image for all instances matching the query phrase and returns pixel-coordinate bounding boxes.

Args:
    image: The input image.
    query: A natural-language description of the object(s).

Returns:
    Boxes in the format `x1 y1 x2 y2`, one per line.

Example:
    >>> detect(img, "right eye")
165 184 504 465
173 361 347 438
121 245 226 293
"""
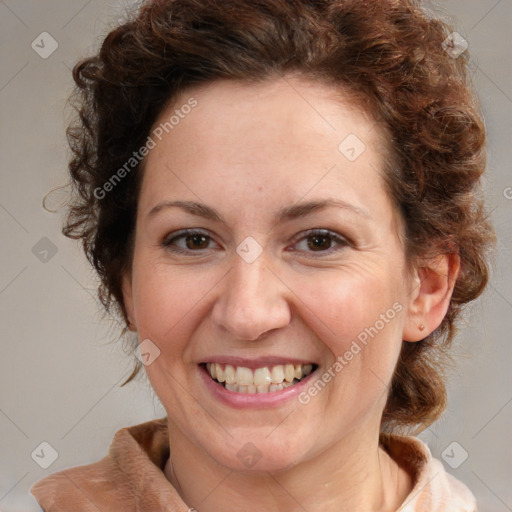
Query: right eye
162 229 219 254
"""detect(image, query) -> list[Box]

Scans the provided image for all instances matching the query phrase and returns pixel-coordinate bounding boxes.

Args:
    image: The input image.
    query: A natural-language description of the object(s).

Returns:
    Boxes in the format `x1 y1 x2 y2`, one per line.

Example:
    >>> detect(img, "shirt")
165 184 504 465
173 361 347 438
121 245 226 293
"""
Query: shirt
30 417 477 511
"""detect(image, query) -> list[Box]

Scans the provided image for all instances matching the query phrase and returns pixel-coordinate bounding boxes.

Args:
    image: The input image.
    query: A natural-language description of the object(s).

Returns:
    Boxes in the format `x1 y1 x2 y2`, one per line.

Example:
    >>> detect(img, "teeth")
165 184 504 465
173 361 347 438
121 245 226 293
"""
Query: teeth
284 364 295 383
254 367 272 386
205 362 315 393
215 363 225 382
225 364 236 384
235 366 253 386
271 365 285 384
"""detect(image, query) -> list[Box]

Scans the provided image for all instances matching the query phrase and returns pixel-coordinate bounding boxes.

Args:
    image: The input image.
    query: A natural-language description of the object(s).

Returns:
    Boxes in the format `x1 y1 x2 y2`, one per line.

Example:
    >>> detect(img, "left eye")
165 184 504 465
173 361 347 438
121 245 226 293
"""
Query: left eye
291 229 349 255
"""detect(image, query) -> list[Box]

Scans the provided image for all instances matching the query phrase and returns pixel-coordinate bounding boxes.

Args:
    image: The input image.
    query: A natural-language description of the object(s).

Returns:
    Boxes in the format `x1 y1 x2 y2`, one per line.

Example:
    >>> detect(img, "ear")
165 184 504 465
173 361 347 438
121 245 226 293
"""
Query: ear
402 252 460 342
122 271 137 331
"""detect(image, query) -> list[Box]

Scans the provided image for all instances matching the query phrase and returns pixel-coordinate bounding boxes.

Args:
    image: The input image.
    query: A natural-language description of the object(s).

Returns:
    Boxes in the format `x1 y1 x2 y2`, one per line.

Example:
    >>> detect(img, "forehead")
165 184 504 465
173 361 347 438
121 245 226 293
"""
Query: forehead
153 76 383 156
139 76 394 226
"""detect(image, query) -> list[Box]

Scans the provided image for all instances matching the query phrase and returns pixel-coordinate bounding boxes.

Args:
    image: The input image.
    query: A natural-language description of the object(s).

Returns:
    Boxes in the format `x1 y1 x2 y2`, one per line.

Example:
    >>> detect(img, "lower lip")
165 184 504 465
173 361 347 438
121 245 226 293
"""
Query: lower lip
199 364 317 409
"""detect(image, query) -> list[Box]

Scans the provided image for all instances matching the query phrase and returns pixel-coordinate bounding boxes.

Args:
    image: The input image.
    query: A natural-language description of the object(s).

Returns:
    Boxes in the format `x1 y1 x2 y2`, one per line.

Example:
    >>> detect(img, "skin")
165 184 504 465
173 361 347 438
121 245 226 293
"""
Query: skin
122 75 460 512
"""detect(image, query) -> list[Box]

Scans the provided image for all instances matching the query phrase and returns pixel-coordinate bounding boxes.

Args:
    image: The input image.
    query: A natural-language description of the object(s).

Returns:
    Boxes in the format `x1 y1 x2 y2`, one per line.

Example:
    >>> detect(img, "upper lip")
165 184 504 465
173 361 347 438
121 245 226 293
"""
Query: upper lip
200 356 317 369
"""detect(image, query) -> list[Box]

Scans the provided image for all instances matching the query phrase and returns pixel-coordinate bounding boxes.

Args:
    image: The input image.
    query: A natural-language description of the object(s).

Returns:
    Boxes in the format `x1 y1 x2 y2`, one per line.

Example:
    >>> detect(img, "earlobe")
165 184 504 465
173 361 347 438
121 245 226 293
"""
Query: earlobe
122 273 136 331
402 252 460 342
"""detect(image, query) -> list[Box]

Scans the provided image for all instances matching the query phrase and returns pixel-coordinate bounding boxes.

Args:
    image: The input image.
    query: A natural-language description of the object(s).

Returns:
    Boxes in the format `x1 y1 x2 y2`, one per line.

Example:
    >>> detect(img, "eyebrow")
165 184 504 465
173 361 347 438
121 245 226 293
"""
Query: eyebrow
147 198 371 223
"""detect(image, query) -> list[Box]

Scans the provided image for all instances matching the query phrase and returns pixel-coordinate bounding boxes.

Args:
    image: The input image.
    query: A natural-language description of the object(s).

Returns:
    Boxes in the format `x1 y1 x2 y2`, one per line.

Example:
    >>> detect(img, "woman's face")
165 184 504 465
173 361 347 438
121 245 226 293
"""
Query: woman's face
123 76 418 471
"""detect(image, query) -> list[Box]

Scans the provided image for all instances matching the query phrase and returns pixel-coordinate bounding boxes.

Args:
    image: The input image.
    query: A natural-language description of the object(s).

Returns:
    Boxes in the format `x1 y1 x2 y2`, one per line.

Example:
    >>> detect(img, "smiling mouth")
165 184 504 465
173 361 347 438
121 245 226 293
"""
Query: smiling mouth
203 362 317 394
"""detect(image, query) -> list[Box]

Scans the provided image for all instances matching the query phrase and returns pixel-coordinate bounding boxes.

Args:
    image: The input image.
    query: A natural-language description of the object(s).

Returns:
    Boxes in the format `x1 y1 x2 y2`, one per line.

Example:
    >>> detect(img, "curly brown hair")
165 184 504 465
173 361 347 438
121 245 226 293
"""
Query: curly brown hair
62 0 495 433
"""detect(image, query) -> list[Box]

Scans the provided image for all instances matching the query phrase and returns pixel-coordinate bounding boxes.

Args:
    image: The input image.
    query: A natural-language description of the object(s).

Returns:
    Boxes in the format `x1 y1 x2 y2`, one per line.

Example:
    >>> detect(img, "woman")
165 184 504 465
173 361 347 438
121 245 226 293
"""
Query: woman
31 0 495 510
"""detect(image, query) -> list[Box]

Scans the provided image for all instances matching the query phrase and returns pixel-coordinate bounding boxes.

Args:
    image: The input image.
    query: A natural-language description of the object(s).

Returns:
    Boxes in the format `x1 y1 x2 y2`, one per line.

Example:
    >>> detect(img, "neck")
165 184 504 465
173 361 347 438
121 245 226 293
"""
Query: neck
164 421 412 512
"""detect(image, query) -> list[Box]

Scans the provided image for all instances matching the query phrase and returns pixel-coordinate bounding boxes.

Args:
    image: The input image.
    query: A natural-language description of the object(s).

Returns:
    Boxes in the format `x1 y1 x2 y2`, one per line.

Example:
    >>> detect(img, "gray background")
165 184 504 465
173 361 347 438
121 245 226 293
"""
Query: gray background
0 1 510 510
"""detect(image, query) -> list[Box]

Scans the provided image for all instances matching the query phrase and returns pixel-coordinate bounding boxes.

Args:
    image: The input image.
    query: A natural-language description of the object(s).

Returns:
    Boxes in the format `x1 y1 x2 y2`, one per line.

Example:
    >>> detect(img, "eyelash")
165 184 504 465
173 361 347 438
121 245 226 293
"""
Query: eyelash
161 228 350 257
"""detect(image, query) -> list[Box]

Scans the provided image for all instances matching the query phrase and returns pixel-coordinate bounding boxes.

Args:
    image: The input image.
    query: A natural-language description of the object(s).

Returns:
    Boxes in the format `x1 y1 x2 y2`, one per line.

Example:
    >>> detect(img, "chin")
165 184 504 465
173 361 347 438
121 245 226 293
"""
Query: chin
202 430 312 473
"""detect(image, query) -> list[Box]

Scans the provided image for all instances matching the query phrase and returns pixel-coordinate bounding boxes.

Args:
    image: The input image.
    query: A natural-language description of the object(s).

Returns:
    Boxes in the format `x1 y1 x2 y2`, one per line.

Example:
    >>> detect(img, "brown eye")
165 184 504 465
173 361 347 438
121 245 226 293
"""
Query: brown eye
162 229 217 254
307 234 333 251
292 229 349 256
185 233 210 250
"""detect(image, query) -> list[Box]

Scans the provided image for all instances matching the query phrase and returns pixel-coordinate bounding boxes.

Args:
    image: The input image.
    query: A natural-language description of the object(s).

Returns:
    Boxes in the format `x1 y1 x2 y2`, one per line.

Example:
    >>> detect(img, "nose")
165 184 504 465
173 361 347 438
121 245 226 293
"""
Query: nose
210 252 292 341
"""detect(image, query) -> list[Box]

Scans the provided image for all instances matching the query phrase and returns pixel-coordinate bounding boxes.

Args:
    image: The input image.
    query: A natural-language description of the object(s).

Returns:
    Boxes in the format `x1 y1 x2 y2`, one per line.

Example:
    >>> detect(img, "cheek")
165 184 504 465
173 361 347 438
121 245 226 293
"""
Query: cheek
295 267 404 403
298 265 403 344
129 261 220 417
131 261 220 356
